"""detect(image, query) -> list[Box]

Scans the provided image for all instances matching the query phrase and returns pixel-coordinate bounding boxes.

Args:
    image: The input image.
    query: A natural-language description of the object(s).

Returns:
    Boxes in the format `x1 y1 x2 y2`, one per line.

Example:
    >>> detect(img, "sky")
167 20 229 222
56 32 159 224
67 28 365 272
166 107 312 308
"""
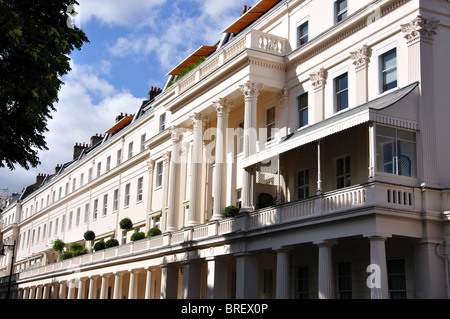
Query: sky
0 0 259 196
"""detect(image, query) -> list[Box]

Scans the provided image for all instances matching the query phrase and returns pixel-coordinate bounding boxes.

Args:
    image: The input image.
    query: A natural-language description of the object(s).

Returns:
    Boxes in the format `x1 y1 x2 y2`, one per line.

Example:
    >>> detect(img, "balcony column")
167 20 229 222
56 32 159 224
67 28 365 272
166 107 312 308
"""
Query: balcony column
145 268 156 299
187 113 204 226
401 15 440 186
350 44 371 105
275 247 291 299
167 128 182 231
365 234 390 299
212 99 232 220
67 279 77 299
317 139 323 195
42 284 49 299
314 240 337 299
368 122 376 181
235 252 259 299
239 81 263 212
182 260 202 299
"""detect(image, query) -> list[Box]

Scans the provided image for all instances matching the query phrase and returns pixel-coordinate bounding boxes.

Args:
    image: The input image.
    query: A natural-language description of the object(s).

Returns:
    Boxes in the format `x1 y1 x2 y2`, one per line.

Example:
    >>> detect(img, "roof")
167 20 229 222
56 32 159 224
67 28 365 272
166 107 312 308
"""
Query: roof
167 45 218 76
222 0 282 34
105 115 135 134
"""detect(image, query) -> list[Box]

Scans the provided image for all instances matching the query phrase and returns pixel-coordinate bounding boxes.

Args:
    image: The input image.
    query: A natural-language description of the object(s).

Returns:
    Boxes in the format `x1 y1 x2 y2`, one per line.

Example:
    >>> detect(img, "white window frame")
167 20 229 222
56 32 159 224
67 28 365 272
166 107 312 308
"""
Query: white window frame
378 42 398 94
296 16 309 48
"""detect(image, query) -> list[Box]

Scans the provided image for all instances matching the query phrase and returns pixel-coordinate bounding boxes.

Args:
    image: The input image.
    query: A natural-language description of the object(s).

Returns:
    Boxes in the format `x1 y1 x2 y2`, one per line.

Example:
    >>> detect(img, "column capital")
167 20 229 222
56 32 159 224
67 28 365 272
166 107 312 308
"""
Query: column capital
213 98 233 115
275 88 289 106
401 15 439 45
189 112 203 123
239 81 263 100
147 159 155 171
162 151 171 165
170 126 182 143
364 233 392 240
310 67 327 91
350 44 371 69
314 239 337 247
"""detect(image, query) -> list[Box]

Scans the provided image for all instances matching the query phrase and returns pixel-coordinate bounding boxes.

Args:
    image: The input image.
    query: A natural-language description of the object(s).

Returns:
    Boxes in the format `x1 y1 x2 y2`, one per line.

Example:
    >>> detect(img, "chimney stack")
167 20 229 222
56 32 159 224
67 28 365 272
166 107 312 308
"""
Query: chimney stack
73 142 88 160
90 134 104 147
148 86 162 100
36 173 46 186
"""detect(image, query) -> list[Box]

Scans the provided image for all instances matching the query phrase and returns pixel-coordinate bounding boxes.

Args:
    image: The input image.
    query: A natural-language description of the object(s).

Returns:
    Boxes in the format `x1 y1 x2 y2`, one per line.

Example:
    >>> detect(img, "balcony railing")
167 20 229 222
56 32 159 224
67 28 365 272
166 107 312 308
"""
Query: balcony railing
175 29 287 94
16 181 421 280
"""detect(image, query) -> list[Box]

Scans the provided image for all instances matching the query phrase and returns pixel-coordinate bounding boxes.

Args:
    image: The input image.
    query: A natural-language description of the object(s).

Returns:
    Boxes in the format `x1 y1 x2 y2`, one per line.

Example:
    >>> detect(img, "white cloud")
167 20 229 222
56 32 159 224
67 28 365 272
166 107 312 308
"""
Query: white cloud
0 61 145 194
77 0 167 27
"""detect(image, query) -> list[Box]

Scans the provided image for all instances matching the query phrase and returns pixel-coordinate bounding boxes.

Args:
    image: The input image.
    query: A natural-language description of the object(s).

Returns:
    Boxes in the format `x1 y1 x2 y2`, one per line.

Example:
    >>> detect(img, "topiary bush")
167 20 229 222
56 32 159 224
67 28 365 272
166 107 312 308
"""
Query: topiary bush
223 205 240 218
70 242 85 252
119 218 133 230
60 251 73 261
130 231 146 242
52 239 66 253
93 240 105 252
147 227 162 237
105 238 119 248
84 230 96 241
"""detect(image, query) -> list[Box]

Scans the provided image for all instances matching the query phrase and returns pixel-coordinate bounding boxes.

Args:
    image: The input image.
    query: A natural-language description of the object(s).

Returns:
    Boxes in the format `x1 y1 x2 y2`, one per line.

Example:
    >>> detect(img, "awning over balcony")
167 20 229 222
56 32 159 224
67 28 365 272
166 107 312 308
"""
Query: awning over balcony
166 45 218 76
223 0 282 34
243 82 420 168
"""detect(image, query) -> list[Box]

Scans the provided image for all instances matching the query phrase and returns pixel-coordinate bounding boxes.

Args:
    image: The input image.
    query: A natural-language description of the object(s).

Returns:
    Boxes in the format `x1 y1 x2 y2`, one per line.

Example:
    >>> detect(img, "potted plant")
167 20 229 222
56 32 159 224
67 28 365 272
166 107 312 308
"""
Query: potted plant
223 205 240 218
84 230 96 252
93 240 106 252
70 242 87 257
147 227 162 237
119 218 133 230
105 238 119 248
130 231 146 242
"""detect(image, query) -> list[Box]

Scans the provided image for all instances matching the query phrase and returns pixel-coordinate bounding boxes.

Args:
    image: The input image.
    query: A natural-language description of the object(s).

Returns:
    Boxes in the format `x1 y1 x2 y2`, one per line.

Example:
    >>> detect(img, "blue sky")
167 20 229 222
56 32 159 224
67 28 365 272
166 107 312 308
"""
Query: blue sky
0 0 258 196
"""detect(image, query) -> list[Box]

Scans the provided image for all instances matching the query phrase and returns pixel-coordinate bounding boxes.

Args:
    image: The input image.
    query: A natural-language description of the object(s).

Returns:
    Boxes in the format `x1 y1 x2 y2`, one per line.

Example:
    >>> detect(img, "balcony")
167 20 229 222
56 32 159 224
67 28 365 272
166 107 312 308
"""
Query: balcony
173 29 287 95
16 181 421 281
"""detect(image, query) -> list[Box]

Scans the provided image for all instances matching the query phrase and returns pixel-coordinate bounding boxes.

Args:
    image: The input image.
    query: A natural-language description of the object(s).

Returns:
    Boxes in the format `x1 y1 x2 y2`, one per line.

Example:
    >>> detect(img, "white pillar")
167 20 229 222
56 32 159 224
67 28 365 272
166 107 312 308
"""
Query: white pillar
315 240 337 299
368 122 376 181
113 272 124 299
235 253 259 299
167 128 182 231
276 248 291 299
367 235 389 299
58 282 67 299
77 278 88 300
317 140 323 194
100 274 111 299
128 270 137 300
212 99 232 220
160 263 179 299
187 113 203 226
182 260 202 299
239 81 263 212
146 159 155 228
145 268 156 299
206 257 228 299
88 276 98 299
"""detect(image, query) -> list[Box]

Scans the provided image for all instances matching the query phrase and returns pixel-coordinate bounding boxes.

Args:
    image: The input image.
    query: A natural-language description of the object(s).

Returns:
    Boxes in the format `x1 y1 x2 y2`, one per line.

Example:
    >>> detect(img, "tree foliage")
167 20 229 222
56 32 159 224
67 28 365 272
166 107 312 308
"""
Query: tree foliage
0 0 89 170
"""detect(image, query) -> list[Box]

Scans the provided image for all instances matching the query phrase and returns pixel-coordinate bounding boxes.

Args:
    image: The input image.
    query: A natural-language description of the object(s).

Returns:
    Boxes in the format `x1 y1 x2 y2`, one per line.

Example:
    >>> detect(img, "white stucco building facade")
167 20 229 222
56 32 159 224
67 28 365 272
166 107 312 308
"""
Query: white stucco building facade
1 0 450 300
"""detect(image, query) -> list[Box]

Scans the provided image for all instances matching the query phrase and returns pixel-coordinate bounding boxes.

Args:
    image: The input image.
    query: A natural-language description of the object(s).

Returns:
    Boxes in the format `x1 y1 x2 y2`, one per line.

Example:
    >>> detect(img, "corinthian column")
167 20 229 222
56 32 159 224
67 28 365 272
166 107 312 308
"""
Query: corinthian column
187 113 203 226
212 99 232 220
166 128 182 231
239 81 263 212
